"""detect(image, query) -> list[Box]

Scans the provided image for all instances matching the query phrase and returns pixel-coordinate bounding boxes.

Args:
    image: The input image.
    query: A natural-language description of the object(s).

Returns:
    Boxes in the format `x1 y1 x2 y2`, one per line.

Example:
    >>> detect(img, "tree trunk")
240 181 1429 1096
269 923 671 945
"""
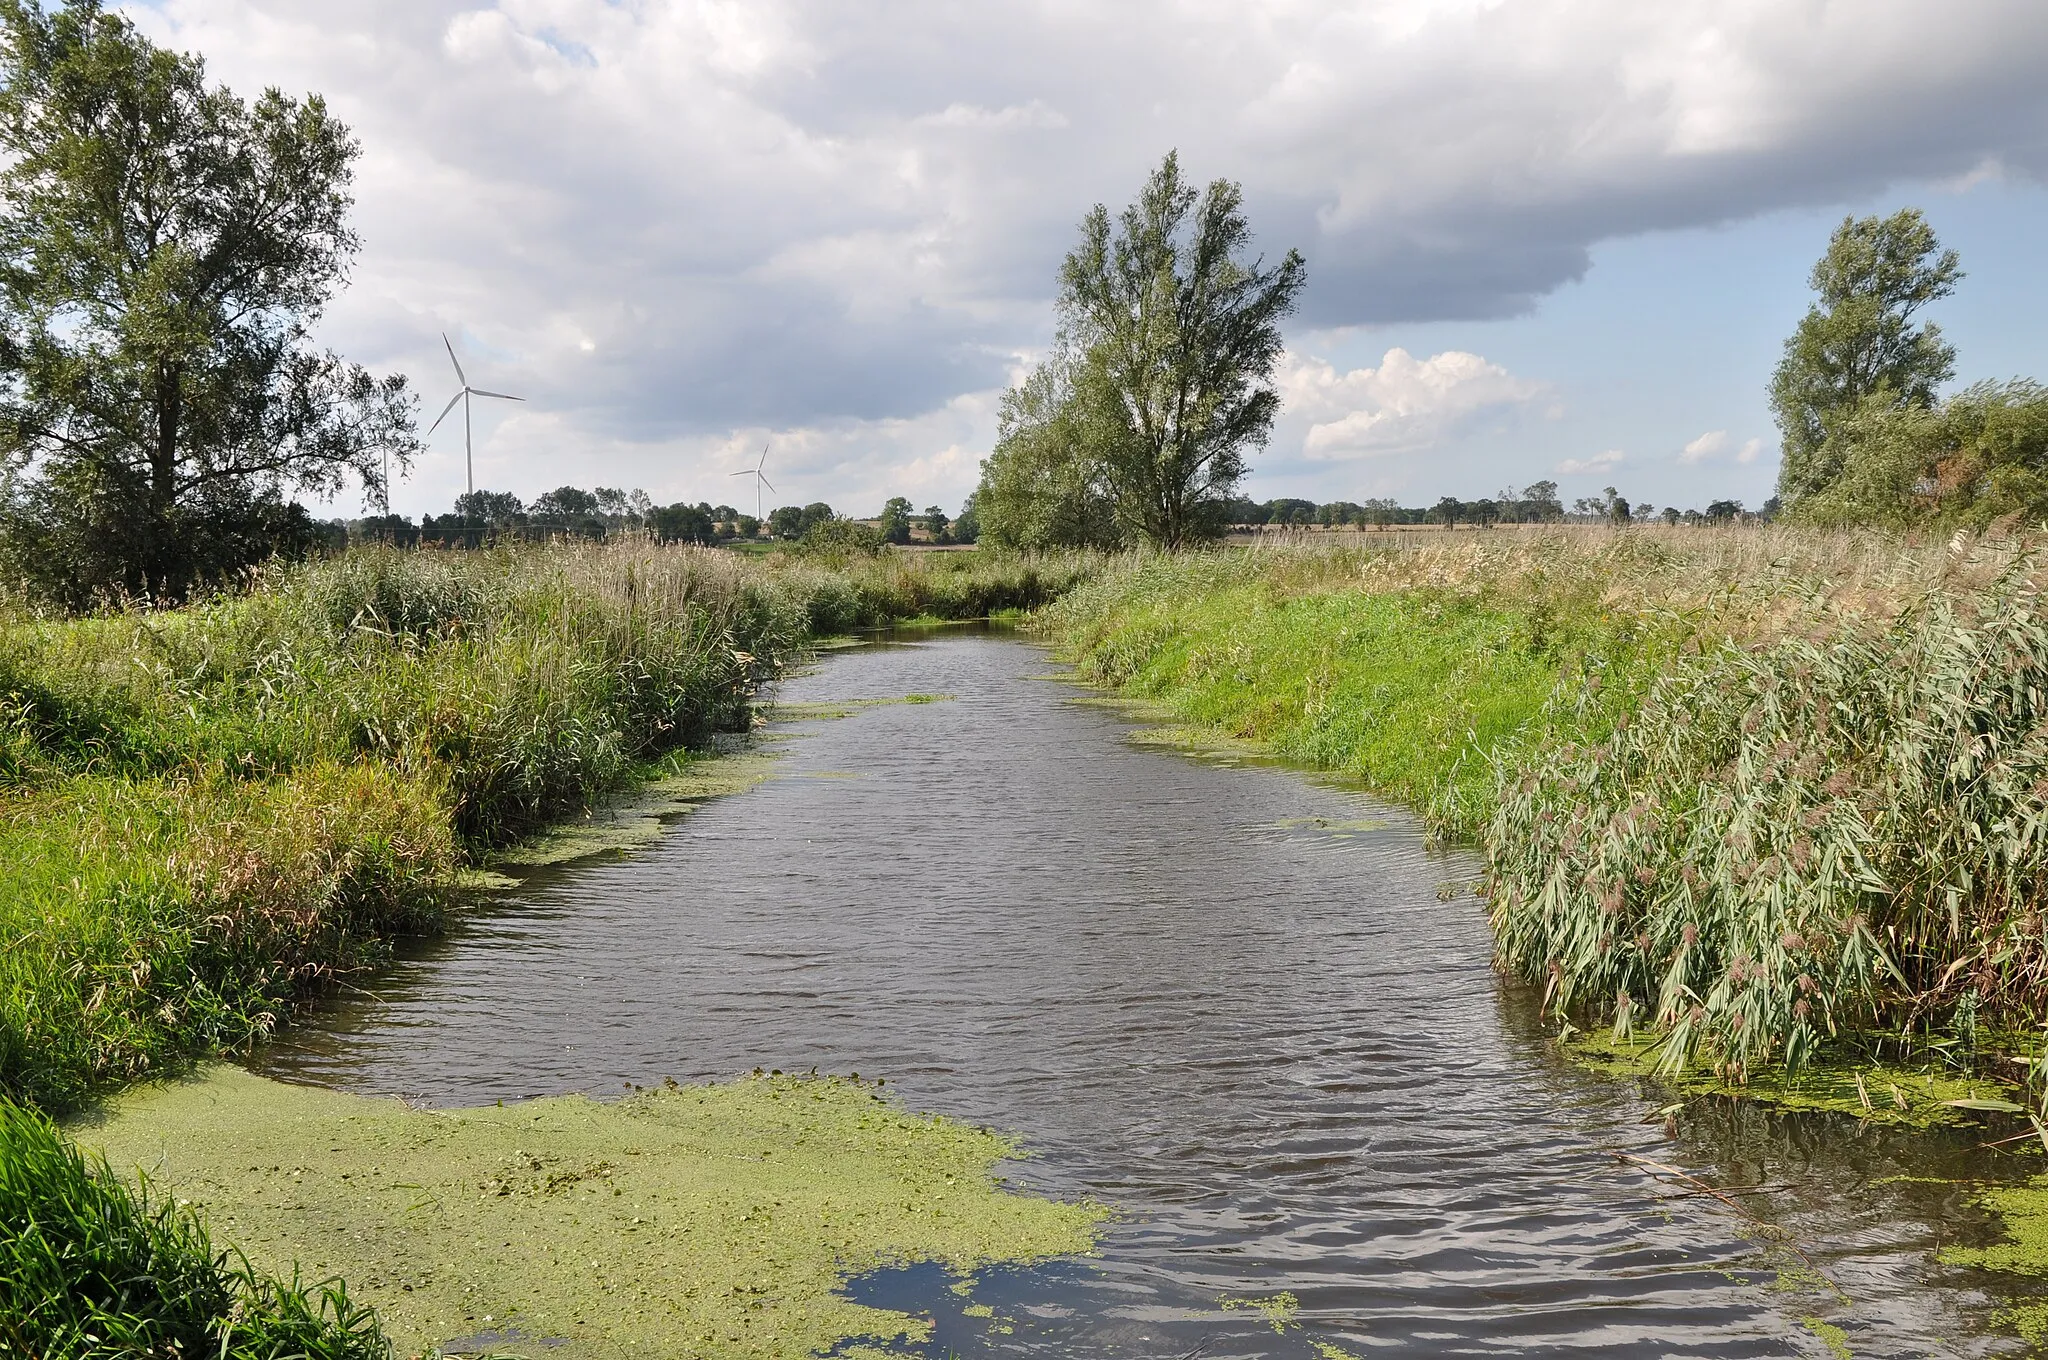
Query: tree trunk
151 364 181 512
143 363 182 592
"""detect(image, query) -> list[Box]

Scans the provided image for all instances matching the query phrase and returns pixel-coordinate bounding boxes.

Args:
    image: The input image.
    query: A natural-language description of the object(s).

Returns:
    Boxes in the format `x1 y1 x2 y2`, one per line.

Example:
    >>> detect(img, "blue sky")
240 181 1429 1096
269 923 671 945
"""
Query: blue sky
133 1 2048 520
1265 178 2048 513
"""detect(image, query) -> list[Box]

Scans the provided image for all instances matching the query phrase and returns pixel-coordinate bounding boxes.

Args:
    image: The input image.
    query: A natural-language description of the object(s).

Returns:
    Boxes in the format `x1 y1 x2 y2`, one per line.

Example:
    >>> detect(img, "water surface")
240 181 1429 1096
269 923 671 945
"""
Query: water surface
260 632 2033 1358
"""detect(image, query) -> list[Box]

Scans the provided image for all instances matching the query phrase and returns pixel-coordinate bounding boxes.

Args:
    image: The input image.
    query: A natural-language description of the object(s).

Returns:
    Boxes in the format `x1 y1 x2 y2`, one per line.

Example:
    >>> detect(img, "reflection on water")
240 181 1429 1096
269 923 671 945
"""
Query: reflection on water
257 633 2034 1357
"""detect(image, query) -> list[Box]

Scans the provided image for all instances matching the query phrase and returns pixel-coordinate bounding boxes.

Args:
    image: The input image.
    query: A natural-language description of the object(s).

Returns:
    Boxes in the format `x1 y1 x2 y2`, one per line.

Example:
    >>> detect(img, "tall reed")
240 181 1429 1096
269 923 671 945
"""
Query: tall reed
1488 544 2048 1075
1044 528 2048 1074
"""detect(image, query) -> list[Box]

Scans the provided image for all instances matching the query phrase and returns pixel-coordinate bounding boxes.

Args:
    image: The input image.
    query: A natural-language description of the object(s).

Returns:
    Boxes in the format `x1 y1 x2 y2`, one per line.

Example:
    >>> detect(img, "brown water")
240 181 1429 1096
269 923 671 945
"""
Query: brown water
258 631 2038 1358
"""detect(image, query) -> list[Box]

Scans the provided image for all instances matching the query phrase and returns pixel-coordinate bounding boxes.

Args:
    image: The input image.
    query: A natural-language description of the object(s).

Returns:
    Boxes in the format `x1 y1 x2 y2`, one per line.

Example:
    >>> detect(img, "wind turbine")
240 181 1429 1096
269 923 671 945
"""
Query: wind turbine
428 333 524 498
729 443 775 522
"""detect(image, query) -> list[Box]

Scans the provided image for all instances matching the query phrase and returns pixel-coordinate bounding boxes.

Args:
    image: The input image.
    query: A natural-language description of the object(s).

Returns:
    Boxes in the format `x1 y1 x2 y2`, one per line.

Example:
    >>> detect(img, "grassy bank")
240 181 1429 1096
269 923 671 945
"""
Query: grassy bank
1041 528 2048 1081
0 541 1093 1111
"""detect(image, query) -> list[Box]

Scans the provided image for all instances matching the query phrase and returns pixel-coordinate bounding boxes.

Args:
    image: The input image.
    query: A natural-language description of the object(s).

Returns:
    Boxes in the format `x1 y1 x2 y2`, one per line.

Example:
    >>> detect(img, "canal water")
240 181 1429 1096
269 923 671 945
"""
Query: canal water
258 631 2033 1358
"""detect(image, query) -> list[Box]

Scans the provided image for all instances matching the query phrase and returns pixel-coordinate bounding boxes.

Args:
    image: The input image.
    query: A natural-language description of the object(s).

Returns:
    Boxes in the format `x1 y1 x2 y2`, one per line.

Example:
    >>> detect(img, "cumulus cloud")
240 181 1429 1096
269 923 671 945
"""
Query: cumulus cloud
1281 348 1545 460
1680 430 1728 463
126 1 2048 512
1558 450 1626 475
1677 430 1771 467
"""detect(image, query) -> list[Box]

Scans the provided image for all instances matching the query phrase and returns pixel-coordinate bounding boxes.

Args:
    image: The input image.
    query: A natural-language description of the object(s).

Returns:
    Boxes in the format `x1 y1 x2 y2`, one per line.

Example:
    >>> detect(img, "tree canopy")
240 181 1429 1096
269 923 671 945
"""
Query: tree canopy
975 152 1304 550
1771 209 1960 507
0 0 416 605
975 349 1121 551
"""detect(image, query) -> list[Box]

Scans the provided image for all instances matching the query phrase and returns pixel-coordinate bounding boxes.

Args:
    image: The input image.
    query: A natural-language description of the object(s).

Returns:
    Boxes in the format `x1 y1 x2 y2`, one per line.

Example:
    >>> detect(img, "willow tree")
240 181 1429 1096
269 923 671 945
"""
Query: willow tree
0 0 417 605
1054 152 1304 549
1771 209 1961 507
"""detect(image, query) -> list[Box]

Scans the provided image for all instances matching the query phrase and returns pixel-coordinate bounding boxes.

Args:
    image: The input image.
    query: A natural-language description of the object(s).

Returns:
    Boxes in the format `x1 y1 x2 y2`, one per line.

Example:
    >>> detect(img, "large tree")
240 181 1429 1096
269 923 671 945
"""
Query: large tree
0 0 416 605
1052 152 1305 549
1770 208 1961 506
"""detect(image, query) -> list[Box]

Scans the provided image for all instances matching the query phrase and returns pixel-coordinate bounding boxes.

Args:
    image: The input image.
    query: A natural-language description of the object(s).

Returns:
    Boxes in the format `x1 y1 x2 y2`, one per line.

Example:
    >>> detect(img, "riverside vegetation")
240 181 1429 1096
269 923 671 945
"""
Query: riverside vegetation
0 541 1098 1357
19 528 2048 1349
1043 527 2048 1091
0 541 1086 1111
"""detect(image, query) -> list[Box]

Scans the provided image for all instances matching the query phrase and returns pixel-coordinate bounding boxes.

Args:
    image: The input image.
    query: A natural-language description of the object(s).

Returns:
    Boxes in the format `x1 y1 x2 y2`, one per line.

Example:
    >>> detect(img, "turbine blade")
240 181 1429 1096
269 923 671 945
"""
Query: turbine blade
729 469 752 477
426 391 463 435
469 389 524 402
758 474 776 493
443 333 467 387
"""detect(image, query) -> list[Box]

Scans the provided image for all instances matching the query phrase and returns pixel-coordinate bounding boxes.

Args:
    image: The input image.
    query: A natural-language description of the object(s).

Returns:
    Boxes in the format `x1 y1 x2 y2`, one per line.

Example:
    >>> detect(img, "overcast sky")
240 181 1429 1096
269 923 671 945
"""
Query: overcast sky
135 1 2048 519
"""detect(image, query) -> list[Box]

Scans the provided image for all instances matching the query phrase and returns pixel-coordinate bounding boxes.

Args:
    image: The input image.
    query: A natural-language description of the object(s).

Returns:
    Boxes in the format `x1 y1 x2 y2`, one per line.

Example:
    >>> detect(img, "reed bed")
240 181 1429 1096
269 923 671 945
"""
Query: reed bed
1487 540 2048 1076
0 541 1089 1108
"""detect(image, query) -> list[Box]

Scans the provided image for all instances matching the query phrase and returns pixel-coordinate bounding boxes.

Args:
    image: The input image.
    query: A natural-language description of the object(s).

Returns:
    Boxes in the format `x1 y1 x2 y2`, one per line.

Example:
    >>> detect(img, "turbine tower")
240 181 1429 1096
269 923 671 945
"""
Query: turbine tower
730 443 775 521
428 334 525 498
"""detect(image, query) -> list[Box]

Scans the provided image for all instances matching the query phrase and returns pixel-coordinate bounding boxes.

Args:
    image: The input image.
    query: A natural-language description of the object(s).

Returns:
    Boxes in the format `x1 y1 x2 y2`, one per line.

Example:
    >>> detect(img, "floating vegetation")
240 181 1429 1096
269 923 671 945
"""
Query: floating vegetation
489 750 784 869
768 694 958 723
1563 1028 2018 1129
1220 1290 1300 1333
74 1066 1104 1360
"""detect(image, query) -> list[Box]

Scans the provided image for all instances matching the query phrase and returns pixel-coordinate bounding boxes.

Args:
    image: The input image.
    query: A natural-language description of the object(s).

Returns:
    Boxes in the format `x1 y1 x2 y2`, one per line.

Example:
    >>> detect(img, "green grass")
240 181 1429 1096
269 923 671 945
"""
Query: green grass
0 1097 390 1358
1040 545 1666 839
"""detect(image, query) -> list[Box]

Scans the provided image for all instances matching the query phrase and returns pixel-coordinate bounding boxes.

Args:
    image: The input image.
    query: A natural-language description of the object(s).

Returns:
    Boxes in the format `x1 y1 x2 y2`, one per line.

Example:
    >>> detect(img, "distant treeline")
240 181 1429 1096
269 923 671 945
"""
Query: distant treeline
1224 482 1771 529
339 481 1773 551
346 487 980 548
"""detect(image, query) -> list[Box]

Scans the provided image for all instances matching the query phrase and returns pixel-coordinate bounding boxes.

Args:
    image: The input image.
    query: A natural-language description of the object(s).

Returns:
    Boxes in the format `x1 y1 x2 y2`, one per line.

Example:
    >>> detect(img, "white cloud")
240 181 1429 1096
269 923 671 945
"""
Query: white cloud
1680 429 1728 463
1676 430 1771 468
1282 348 1545 460
126 1 2048 514
1558 450 1626 475
916 101 1069 131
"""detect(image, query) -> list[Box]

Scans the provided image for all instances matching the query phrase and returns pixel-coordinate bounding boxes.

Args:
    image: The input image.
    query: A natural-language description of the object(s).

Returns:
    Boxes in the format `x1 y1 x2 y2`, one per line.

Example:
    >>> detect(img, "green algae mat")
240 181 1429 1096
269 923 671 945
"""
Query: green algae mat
72 1066 1103 1359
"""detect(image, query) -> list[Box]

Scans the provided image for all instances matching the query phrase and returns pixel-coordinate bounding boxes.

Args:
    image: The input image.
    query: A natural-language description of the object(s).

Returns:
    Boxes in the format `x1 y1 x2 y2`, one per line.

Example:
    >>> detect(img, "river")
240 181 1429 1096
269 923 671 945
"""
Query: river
257 630 2034 1358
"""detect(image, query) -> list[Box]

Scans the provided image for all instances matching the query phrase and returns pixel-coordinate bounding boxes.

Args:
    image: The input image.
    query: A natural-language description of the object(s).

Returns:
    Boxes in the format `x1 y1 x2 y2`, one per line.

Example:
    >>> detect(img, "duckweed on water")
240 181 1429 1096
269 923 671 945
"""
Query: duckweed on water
1800 1316 1854 1359
1563 1029 2022 1129
486 750 785 870
73 1066 1104 1360
767 694 958 723
1219 1291 1300 1334
1941 1179 2048 1347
